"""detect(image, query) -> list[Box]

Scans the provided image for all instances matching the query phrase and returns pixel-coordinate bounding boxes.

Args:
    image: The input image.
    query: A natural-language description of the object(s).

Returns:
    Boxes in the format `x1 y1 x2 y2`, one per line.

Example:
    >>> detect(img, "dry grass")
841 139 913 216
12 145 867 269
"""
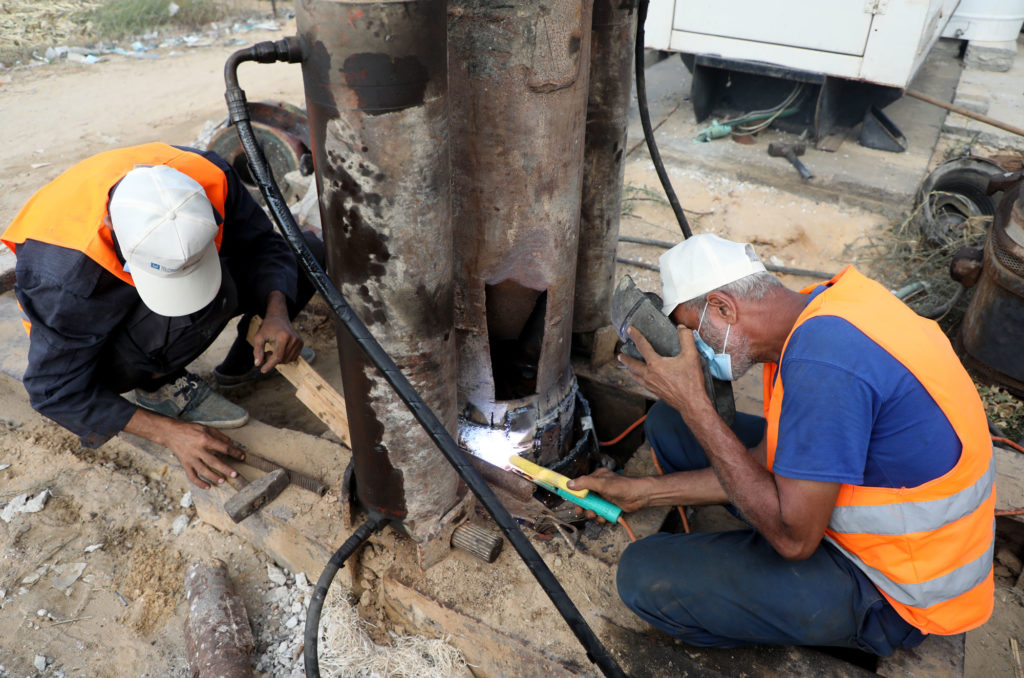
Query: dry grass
847 200 1024 442
318 588 470 678
844 197 990 331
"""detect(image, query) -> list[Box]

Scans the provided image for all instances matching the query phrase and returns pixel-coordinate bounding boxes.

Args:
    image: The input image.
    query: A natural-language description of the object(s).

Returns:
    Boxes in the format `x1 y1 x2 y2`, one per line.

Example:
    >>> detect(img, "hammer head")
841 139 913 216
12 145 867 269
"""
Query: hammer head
768 142 806 157
224 468 289 523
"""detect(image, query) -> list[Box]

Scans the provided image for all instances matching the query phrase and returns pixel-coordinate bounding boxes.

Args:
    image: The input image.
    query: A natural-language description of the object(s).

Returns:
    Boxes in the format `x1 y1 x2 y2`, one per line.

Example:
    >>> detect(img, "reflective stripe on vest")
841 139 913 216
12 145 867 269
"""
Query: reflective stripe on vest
762 266 994 635
825 526 994 609
828 458 995 536
2 143 227 287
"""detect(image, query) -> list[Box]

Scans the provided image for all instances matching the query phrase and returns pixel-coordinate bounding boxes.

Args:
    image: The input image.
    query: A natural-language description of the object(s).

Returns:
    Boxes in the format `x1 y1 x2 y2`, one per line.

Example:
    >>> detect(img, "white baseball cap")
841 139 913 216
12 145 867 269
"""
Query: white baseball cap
659 233 767 314
109 165 222 317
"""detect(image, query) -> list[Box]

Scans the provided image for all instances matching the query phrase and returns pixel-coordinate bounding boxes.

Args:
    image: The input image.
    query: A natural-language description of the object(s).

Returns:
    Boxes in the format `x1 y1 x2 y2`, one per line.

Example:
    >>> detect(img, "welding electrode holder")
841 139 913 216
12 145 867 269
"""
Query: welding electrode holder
610 275 736 425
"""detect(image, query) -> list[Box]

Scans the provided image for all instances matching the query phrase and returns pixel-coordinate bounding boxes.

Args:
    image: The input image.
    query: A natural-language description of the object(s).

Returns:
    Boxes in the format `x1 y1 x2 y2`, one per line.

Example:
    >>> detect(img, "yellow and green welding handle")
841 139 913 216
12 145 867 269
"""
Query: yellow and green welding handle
509 455 588 499
535 480 623 524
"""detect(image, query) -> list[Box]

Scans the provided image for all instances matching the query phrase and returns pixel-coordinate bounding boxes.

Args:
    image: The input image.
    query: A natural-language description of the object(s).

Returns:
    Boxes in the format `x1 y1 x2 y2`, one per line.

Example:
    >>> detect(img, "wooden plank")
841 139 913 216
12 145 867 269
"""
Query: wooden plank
246 318 351 446
996 445 1024 523
381 575 580 678
122 418 351 585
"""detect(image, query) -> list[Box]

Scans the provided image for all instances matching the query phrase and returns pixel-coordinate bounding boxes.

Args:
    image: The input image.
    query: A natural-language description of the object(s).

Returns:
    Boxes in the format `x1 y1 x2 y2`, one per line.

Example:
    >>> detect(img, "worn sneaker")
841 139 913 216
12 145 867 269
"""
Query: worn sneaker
128 372 249 428
212 346 316 388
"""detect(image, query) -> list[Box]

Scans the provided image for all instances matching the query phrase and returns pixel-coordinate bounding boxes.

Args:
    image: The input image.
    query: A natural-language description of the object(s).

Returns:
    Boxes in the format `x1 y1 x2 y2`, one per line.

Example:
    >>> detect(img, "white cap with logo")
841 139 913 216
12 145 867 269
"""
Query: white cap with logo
659 233 767 315
108 165 221 317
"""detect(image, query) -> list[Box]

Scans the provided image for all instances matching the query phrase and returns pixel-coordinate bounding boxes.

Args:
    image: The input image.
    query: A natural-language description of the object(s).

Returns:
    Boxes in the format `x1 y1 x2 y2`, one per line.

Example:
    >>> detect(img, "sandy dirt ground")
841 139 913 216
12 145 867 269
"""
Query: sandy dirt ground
0 13 1022 678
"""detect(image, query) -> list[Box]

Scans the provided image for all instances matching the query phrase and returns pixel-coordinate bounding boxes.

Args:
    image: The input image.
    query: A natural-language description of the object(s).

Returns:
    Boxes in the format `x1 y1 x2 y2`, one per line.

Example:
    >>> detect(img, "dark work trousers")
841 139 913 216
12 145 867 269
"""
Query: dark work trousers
616 401 925 656
98 230 324 394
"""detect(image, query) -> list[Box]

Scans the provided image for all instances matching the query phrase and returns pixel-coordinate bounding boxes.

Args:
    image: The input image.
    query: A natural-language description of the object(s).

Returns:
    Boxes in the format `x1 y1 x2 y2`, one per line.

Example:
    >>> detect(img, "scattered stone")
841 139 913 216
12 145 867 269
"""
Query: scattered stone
36 608 46 617
33 655 46 672
0 464 10 471
171 514 190 536
284 615 298 629
84 543 104 554
50 562 86 592
22 565 48 585
180 491 193 509
266 564 287 586
0 489 49 522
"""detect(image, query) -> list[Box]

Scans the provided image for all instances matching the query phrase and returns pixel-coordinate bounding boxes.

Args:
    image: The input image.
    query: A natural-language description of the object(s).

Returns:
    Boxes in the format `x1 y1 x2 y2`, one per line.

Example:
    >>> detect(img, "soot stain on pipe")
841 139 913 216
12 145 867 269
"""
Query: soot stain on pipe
342 52 429 116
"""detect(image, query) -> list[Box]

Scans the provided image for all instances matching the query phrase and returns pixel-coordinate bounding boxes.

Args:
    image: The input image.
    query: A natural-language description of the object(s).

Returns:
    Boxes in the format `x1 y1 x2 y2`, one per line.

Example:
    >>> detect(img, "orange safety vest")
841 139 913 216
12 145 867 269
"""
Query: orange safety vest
762 266 994 636
2 143 228 334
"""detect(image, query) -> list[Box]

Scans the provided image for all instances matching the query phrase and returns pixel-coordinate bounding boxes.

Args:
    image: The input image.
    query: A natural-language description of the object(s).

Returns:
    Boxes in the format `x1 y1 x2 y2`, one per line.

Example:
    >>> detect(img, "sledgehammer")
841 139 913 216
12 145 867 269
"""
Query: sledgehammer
768 142 813 180
224 468 289 523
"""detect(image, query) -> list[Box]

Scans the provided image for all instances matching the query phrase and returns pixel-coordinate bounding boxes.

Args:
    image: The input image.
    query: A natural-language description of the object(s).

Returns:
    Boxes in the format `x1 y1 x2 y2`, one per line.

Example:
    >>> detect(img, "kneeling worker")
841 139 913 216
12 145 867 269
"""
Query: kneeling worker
3 143 323 489
571 234 994 654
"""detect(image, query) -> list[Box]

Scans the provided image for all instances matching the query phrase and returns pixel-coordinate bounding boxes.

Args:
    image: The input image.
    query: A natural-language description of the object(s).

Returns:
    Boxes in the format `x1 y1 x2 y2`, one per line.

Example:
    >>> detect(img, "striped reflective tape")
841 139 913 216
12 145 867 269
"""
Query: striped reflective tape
825 521 994 608
828 458 994 536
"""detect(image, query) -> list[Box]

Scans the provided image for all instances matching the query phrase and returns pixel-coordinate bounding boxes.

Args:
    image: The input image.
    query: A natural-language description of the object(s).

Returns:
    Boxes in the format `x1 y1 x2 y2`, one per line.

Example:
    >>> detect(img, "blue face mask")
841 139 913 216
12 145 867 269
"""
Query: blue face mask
692 302 734 381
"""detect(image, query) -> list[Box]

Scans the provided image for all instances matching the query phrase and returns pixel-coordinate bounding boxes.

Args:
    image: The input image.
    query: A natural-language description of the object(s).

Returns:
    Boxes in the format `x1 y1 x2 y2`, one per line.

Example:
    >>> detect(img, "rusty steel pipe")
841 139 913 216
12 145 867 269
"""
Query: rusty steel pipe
184 559 254 678
573 0 638 335
961 183 1024 396
449 0 595 465
296 0 462 540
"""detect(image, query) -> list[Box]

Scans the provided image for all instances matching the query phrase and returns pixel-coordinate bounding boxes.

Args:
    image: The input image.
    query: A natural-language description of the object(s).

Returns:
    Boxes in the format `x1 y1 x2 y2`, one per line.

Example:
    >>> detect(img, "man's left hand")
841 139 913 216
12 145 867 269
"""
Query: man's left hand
619 325 711 419
253 291 303 373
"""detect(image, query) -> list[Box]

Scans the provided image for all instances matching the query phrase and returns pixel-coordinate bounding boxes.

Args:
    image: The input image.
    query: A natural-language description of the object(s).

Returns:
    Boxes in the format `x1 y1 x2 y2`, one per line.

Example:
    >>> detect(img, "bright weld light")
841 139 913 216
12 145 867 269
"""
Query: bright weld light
460 426 518 469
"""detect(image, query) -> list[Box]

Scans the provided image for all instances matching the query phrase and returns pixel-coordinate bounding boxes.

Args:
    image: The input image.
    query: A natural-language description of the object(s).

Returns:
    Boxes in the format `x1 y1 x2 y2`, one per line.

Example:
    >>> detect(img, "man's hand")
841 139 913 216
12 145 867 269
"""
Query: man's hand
568 468 652 514
254 291 303 373
124 408 245 489
619 325 712 419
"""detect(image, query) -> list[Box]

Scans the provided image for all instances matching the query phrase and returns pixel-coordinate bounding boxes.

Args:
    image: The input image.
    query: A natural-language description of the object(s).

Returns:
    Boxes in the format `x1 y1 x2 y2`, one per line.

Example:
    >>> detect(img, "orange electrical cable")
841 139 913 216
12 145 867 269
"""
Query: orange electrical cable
599 415 647 447
651 446 690 534
994 436 1024 454
618 516 638 542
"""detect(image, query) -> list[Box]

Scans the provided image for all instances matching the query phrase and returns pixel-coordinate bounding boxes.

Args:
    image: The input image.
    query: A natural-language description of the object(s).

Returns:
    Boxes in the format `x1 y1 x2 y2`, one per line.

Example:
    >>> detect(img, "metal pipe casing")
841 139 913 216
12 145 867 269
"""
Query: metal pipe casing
449 0 595 463
296 0 462 540
961 184 1024 396
573 0 638 335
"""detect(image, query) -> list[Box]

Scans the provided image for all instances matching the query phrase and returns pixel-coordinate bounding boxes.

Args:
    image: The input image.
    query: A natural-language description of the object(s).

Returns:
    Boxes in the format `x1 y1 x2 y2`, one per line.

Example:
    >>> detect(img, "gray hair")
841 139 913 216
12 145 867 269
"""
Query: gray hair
681 271 784 313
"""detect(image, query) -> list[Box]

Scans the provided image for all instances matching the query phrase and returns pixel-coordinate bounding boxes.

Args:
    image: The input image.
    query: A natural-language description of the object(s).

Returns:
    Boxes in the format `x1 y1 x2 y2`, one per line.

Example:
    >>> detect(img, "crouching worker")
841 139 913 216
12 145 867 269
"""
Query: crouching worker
3 143 324 489
570 234 994 655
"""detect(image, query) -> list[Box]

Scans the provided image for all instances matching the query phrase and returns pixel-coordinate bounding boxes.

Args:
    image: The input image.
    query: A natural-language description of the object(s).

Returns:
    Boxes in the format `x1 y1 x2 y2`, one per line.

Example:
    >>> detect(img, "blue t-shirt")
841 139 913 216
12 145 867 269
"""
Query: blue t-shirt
771 289 962 489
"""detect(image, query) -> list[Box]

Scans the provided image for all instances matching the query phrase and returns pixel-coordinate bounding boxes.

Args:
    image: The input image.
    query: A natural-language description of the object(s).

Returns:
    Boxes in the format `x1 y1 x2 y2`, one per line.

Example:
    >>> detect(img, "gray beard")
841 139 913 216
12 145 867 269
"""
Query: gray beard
700 318 756 379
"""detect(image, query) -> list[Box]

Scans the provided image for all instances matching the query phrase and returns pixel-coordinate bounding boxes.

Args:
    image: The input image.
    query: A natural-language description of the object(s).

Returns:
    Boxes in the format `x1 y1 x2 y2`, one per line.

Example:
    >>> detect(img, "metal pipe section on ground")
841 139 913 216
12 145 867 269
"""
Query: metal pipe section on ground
448 0 595 469
573 0 638 336
295 0 463 541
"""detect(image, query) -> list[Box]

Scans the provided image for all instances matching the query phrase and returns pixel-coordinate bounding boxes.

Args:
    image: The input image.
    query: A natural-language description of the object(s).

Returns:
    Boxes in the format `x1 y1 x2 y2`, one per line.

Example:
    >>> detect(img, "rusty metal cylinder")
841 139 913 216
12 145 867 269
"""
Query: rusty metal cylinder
961 184 1024 396
449 0 595 465
573 0 638 335
296 0 461 540
183 559 254 678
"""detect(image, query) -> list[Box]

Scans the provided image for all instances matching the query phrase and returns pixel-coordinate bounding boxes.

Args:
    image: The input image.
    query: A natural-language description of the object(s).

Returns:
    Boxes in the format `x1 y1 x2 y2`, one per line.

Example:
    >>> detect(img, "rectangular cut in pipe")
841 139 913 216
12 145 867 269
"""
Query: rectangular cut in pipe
449 0 596 467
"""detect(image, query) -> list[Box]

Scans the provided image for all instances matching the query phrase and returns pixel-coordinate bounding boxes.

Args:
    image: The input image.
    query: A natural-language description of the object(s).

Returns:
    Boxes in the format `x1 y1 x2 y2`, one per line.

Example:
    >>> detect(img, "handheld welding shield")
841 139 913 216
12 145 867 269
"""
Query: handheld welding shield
610 274 736 425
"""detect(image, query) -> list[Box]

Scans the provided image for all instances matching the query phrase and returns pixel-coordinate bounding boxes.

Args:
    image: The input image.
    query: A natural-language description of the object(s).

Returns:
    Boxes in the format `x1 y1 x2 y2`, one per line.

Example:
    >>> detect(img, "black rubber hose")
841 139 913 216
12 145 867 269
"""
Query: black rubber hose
635 0 692 239
617 236 835 278
225 41 628 678
304 513 389 677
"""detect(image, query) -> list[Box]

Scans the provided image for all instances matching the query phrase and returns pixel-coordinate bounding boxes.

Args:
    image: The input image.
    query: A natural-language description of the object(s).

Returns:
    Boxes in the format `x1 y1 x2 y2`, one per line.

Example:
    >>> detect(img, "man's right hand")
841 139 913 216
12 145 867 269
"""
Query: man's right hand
123 408 245 489
568 468 653 514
